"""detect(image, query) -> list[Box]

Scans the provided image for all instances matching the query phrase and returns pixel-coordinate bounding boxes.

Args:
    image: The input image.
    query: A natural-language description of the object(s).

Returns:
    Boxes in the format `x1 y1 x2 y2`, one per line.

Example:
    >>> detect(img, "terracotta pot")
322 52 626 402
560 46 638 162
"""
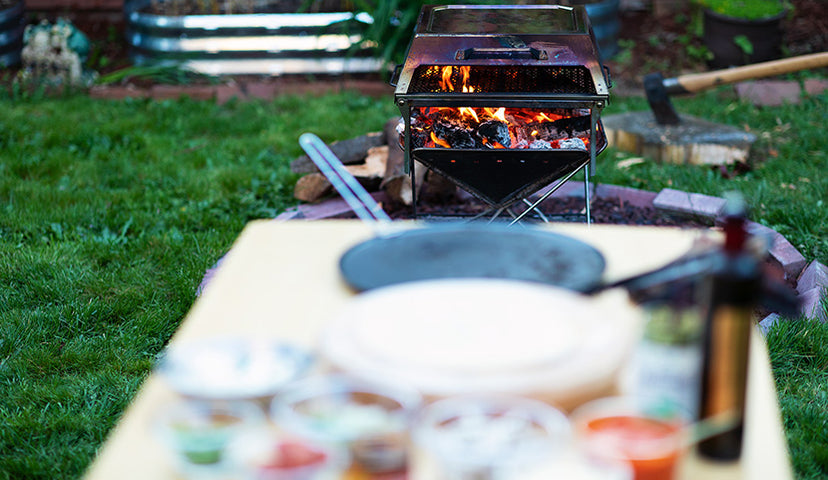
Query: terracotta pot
703 8 786 68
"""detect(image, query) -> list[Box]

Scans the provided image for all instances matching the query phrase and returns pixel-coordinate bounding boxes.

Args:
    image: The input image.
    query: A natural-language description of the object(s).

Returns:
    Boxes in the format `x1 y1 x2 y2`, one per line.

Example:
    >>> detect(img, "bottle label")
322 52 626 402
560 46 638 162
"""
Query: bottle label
628 340 702 418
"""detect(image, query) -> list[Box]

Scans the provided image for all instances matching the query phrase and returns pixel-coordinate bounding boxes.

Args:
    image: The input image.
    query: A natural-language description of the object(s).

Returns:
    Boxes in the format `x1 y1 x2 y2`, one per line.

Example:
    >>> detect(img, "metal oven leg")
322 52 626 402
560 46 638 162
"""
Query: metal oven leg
509 161 588 225
584 162 592 225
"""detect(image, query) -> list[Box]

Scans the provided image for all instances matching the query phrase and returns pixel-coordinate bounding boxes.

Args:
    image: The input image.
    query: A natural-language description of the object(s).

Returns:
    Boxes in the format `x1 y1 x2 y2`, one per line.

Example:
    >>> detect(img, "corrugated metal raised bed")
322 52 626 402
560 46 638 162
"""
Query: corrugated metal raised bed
0 0 25 67
124 0 382 75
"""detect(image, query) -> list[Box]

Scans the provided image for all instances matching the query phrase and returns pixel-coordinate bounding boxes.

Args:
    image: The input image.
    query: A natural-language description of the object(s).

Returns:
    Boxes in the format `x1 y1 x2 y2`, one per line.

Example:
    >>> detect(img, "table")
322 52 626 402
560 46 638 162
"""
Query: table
84 220 792 480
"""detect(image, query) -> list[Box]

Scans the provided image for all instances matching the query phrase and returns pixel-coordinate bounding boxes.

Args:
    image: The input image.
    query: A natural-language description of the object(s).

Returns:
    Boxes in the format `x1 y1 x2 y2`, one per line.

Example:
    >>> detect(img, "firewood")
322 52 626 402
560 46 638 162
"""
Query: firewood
344 146 387 192
290 132 385 174
293 173 332 203
345 146 387 178
380 118 427 205
420 170 457 203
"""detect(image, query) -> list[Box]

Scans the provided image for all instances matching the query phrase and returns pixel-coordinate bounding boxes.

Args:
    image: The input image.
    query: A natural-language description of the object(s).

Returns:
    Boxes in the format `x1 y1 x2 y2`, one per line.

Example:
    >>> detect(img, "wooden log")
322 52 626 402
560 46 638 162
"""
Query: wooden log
380 118 427 206
345 145 387 192
290 132 385 174
293 173 332 203
294 145 388 203
420 170 457 203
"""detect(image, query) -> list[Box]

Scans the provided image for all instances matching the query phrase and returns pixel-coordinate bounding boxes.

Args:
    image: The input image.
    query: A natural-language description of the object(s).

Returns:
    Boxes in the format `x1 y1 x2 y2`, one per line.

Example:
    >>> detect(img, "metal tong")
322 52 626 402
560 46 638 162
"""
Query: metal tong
298 133 392 224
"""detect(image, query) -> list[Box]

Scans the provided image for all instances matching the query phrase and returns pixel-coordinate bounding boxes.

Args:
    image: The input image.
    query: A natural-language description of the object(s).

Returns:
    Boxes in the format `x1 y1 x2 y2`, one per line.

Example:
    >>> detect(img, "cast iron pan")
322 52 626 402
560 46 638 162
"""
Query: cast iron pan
339 223 606 293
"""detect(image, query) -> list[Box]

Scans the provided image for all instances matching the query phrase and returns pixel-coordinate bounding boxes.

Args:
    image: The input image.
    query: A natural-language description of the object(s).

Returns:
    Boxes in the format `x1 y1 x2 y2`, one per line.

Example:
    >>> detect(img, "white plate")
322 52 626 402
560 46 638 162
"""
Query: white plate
157 337 313 400
320 279 641 407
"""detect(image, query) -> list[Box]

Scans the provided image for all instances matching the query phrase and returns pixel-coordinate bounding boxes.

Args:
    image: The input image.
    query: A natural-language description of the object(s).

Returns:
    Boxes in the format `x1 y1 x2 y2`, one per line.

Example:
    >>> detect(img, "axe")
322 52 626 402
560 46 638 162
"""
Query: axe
644 52 828 125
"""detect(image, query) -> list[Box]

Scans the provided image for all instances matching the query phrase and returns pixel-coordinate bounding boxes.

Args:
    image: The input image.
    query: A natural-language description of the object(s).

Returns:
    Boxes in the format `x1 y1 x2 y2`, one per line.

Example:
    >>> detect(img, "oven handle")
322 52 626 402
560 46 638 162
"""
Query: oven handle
455 47 548 61
603 65 613 88
389 64 403 87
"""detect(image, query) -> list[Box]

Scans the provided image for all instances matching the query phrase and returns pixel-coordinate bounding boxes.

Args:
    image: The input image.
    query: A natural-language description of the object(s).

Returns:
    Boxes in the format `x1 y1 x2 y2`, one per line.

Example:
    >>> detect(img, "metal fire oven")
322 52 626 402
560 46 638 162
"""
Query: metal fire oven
391 4 611 222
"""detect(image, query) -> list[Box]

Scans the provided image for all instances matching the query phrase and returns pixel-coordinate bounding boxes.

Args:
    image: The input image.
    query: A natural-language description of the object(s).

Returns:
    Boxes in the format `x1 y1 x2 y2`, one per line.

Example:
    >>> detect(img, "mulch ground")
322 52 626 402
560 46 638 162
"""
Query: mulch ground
342 193 710 228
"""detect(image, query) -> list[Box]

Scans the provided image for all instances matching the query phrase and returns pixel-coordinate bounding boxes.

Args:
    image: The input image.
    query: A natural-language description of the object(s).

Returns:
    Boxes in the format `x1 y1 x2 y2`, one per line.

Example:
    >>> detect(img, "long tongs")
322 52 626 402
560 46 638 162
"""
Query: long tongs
299 133 392 224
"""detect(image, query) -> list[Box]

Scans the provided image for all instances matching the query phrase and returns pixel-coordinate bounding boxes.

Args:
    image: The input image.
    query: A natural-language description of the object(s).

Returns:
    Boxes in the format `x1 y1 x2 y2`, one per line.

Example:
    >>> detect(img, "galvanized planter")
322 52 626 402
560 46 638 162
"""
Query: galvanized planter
0 0 25 67
124 0 382 75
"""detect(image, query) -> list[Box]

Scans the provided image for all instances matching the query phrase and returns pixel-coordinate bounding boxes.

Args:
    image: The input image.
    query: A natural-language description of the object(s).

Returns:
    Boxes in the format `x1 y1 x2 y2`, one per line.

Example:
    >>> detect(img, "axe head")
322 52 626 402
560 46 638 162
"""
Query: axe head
644 72 681 126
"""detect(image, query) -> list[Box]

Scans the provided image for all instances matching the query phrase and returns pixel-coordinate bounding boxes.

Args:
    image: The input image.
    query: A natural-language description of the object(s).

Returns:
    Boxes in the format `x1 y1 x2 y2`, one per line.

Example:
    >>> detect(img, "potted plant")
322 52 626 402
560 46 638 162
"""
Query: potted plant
697 0 791 68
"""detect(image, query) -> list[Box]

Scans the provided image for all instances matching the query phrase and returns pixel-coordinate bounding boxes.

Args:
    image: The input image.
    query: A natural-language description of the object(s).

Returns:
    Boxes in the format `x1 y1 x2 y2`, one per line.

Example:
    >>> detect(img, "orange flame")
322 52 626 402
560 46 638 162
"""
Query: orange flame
459 107 479 122
439 66 454 91
430 131 451 148
439 66 475 93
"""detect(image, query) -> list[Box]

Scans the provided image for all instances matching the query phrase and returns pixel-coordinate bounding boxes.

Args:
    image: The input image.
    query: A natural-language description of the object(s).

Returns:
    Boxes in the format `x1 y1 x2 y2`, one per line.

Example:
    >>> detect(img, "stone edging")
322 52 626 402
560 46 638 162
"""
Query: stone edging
272 182 826 328
89 79 394 103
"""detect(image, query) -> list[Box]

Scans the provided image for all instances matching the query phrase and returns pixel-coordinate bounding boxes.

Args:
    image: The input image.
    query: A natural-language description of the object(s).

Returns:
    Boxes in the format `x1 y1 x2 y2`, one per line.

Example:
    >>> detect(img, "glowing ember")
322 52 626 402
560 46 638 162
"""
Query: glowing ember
408 106 592 150
402 66 597 150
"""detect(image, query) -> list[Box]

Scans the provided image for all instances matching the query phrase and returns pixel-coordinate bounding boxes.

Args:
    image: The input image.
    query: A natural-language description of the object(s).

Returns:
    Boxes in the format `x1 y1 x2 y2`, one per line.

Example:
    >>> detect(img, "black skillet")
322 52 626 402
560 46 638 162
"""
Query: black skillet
339 222 606 292
299 133 606 293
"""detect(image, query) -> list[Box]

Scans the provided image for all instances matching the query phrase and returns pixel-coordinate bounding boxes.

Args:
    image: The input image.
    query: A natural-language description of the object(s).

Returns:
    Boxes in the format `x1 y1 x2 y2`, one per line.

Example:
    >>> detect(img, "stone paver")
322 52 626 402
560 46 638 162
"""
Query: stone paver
151 84 216 100
767 234 808 282
653 188 726 220
89 85 149 99
796 260 828 295
216 83 245 105
798 288 827 323
735 80 801 107
758 313 782 336
244 82 277 100
804 78 828 96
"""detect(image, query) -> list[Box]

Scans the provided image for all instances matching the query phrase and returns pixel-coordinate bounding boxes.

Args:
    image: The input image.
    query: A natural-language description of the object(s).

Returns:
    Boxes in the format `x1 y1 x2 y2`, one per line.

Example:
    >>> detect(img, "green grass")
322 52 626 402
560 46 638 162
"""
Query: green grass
597 90 827 264
0 84 825 479
0 92 398 479
767 313 828 479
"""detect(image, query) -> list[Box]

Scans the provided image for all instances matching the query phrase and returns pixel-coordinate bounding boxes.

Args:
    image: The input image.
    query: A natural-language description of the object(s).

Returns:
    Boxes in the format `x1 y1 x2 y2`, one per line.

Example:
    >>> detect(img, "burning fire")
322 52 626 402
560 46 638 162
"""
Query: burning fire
410 105 592 150
410 66 593 150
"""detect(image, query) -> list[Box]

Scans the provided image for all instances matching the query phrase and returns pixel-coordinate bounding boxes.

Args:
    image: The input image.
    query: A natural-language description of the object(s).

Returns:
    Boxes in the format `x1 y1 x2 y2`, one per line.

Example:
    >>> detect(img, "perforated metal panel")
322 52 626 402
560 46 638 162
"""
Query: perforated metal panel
408 65 596 95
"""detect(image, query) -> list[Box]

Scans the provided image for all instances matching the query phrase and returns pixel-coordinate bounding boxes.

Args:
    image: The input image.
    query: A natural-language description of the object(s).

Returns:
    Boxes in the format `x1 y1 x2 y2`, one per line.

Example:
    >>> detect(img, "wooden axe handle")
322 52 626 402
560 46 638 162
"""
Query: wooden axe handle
675 52 828 93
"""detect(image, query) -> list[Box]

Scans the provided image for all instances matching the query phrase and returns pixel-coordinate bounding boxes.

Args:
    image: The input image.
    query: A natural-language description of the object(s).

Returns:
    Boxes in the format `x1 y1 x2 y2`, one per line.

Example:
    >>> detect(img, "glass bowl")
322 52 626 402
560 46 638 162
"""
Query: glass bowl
270 374 422 474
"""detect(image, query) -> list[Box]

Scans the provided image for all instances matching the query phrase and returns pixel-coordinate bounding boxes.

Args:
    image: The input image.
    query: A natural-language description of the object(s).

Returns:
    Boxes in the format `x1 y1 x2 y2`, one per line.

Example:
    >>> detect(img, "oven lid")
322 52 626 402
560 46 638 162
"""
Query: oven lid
419 5 586 36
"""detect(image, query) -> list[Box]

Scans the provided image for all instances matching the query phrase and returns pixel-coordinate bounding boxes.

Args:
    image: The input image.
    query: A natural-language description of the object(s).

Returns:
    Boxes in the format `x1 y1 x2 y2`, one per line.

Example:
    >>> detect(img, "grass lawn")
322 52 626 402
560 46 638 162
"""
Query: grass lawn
0 83 826 479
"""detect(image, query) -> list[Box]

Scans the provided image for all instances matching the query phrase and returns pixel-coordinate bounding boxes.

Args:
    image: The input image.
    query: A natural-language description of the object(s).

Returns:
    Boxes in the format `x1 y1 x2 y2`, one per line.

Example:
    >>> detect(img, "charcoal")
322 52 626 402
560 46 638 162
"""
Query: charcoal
551 115 591 135
476 120 511 148
447 128 478 149
529 139 552 149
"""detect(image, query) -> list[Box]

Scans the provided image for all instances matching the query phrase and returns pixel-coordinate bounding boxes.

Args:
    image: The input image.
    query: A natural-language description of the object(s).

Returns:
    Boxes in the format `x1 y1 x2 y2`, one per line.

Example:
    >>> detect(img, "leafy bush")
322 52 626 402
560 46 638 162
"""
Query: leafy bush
697 0 791 20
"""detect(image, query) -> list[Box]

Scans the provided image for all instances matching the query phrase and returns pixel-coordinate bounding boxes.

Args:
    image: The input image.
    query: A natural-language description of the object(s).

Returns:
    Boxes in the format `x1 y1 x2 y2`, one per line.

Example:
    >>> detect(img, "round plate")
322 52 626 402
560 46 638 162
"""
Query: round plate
339 224 606 292
320 279 639 407
156 337 313 400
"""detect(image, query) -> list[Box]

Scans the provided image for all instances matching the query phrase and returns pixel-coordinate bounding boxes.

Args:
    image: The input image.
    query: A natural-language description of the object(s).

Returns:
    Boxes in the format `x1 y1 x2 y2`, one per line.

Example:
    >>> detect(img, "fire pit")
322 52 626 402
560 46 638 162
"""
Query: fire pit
391 4 611 222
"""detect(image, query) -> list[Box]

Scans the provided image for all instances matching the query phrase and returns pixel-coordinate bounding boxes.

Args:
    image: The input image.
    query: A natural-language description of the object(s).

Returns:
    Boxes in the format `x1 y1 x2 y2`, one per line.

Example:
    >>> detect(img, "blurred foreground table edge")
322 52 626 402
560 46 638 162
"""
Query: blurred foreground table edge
84 220 792 480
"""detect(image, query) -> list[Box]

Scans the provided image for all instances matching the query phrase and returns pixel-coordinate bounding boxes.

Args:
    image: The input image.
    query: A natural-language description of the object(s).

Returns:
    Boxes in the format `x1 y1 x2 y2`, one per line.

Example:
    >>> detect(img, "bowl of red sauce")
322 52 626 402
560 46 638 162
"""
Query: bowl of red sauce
571 397 689 480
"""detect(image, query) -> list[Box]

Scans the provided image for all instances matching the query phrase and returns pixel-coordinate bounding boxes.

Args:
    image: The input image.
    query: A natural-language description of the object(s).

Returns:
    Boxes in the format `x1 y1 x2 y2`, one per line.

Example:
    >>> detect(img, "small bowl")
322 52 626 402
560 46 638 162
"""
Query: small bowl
154 399 265 476
271 375 422 474
156 337 313 400
228 428 350 480
411 395 571 478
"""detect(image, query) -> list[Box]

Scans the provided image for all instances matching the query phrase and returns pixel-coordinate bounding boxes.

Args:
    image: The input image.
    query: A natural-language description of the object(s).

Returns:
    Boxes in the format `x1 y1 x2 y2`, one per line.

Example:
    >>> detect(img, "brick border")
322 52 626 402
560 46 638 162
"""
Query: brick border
89 78 394 102
271 182 825 325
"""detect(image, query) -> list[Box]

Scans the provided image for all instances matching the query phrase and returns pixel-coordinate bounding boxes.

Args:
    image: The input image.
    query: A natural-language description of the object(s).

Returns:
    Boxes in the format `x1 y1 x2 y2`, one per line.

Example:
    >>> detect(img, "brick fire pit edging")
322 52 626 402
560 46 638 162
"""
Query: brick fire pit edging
263 182 827 330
